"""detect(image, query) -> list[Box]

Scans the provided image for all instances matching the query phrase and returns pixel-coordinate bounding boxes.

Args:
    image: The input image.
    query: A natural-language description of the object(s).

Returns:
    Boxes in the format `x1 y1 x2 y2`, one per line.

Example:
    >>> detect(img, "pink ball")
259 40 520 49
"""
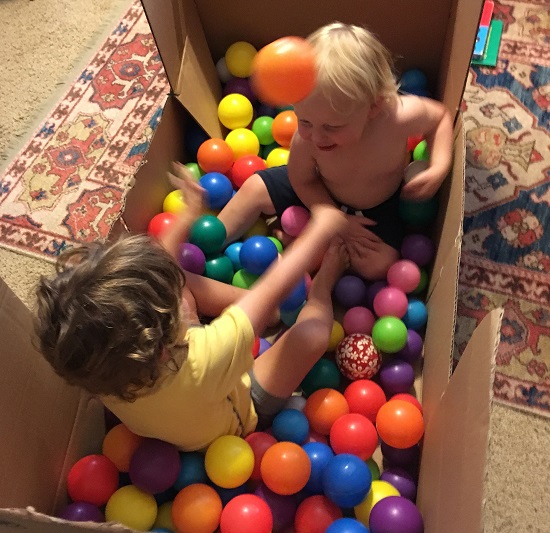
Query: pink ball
373 287 409 318
387 260 421 294
335 333 382 381
342 306 376 336
281 206 310 237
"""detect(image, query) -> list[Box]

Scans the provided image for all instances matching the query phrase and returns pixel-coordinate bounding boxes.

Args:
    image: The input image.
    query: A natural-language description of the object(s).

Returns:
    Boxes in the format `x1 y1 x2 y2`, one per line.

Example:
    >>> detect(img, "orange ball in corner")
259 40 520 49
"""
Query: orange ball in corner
272 110 298 148
172 483 222 533
102 423 145 472
251 36 317 106
376 398 425 449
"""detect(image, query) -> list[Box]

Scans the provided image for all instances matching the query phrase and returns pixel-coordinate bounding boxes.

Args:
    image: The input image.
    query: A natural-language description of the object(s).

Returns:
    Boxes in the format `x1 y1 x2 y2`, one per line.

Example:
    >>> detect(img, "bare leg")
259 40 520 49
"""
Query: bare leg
252 239 349 398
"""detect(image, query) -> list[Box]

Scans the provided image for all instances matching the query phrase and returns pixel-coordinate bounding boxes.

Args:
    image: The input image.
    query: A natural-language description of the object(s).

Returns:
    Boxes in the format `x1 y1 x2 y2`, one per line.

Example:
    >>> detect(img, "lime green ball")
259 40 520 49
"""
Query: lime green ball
267 236 283 253
413 139 430 161
189 215 227 254
367 458 381 481
371 316 408 353
260 141 280 160
185 162 204 180
204 254 234 284
413 268 429 295
398 197 439 227
252 116 275 145
232 268 259 289
300 357 341 396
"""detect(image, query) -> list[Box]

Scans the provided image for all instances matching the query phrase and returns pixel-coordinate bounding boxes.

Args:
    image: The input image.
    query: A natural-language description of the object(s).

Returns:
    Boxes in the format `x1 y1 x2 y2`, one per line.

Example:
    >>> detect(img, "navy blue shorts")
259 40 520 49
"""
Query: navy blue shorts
256 165 405 251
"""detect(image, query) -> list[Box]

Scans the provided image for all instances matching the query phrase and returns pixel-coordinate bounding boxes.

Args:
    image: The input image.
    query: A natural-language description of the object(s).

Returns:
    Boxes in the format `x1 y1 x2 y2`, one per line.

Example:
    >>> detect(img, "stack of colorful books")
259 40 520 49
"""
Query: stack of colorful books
471 0 503 67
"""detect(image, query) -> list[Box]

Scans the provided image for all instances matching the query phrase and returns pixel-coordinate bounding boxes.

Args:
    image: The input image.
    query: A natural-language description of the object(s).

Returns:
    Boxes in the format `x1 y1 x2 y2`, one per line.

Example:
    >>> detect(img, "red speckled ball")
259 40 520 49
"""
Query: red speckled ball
335 333 382 381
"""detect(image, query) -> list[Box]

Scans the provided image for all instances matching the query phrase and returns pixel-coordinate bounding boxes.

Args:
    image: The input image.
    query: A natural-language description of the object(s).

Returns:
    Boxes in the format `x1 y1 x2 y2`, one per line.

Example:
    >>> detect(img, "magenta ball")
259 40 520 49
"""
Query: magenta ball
394 330 424 363
59 502 104 522
401 233 435 267
343 306 376 335
177 242 206 274
373 287 409 318
378 358 415 395
369 495 424 533
334 275 368 309
380 466 417 501
387 260 421 294
254 483 297 531
365 280 387 311
281 206 310 237
129 438 181 494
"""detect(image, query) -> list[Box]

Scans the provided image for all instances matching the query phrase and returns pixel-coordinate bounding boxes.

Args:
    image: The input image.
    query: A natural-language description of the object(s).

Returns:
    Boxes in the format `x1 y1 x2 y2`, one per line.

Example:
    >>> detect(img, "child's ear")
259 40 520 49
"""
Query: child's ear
368 97 386 118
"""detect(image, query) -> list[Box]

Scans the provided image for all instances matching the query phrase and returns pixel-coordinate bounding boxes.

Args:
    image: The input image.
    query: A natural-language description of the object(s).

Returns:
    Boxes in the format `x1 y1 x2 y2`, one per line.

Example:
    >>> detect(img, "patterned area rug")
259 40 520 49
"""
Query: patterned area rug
0 0 168 258
456 0 550 417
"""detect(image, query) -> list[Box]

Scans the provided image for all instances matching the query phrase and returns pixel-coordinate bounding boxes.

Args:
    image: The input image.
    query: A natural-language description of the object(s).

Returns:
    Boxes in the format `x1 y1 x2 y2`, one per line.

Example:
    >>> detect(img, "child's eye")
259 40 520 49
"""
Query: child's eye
324 124 343 131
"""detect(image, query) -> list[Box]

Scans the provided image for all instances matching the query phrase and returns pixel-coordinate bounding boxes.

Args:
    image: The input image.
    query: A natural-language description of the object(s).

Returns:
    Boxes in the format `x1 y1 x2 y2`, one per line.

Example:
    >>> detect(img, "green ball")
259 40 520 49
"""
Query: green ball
189 215 227 254
412 268 429 295
300 357 341 396
276 104 294 113
232 268 259 289
260 141 280 160
267 236 283 253
398 197 439 227
252 116 275 145
185 162 204 180
204 254 234 284
413 139 430 161
371 316 408 353
280 301 305 327
367 458 381 481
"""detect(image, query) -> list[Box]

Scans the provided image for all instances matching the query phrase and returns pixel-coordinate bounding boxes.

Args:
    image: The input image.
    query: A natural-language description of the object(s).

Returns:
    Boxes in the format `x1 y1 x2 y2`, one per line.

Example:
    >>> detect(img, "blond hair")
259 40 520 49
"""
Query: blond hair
34 234 186 401
307 22 398 114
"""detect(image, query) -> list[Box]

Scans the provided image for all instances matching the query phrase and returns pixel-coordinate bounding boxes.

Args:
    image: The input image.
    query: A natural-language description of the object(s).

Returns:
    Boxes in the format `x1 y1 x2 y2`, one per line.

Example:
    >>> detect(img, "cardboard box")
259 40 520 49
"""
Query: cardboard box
0 0 502 531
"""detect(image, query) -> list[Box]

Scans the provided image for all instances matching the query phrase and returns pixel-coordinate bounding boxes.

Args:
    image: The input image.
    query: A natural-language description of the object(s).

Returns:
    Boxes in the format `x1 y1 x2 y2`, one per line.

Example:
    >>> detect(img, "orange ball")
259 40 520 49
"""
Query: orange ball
102 424 144 472
303 388 350 435
376 399 425 449
172 483 222 533
197 138 234 174
260 441 311 495
271 110 298 148
252 36 317 106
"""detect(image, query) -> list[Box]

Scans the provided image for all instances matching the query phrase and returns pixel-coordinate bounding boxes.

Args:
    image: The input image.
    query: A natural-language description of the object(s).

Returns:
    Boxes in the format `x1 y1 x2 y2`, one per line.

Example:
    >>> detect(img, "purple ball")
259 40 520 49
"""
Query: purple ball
365 280 388 311
258 337 272 356
223 76 256 103
178 242 206 274
334 275 368 309
58 502 104 522
380 466 417 501
369 495 424 533
378 358 415 395
129 438 181 494
255 483 297 531
381 442 420 469
401 234 435 267
395 330 424 363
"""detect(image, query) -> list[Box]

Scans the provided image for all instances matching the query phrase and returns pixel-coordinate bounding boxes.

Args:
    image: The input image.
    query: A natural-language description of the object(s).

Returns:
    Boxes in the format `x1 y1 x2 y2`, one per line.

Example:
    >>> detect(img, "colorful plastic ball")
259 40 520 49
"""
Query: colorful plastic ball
284 394 307 411
172 483 222 533
199 172 234 210
102 424 144 473
367 457 381 481
153 501 176 531
394 329 424 364
216 57 232 83
220 494 273 533
294 495 343 533
232 268 259 289
245 431 278 481
402 298 428 331
280 302 305 327
380 442 420 469
204 254 234 284
224 241 243 270
376 400 424 449
205 435 254 489
243 216 270 238
272 110 298 148
177 242 206 275
252 115 275 145
254 483 297 531
322 453 372 508
174 451 208 490
334 275 368 309
303 388 350 435
391 393 423 414
400 233 435 267
261 141 280 160
326 517 370 533
163 189 186 214
328 320 345 351
147 212 177 238
300 357 341 396
225 127 260 159
58 502 104 522
260 441 311 495
344 379 387 424
412 139 430 161
67 454 119 506
240 235 279 275
105 485 157 531
302 442 335 494
378 359 415 396
218 93 254 130
369 496 424 533
336 333 382 381
373 287 409 319
407 135 424 153
365 280 387 311
386 260 421 294
268 235 283 253
343 306 376 336
371 317 408 353
189 215 227 254
223 76 256 102
196 138 234 175
413 268 429 294
281 205 310 237
399 68 429 92
129 438 180 494
225 41 257 78
353 480 400 526
330 412 379 460
266 146 290 167
399 197 439 227
271 408 310 444
380 466 417 501
231 154 267 188
252 36 317 106
280 276 307 312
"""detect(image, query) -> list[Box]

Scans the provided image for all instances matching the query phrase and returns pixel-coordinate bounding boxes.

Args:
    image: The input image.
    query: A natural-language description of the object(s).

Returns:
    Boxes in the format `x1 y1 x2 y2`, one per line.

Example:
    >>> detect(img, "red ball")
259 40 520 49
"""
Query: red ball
245 431 277 481
67 454 119 506
294 495 342 533
329 413 379 460
231 155 267 188
147 212 177 238
220 494 273 533
391 393 423 414
197 138 234 174
344 379 387 423
335 333 382 380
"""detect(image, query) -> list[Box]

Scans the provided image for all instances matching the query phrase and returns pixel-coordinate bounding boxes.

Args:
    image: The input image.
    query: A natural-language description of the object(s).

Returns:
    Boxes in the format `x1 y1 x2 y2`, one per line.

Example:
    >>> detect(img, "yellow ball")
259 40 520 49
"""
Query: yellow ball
354 480 400 525
225 128 260 159
244 217 269 239
163 189 186 214
266 147 290 168
225 41 257 78
153 501 175 531
218 93 254 130
205 435 254 489
105 485 157 531
328 320 345 351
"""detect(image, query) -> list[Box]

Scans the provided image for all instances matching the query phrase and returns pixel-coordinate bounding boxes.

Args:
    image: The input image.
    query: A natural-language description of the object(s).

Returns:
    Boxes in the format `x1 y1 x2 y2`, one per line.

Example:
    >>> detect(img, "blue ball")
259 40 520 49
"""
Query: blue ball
271 408 309 444
224 241 243 271
322 453 372 508
303 442 334 494
399 68 429 92
402 297 428 331
174 451 208 490
199 172 234 210
280 277 307 312
280 301 305 327
240 235 279 276
326 518 370 533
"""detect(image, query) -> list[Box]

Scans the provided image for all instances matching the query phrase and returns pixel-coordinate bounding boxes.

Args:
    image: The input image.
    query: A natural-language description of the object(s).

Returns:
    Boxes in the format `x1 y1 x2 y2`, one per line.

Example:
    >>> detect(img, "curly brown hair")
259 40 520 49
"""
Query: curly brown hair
34 234 187 401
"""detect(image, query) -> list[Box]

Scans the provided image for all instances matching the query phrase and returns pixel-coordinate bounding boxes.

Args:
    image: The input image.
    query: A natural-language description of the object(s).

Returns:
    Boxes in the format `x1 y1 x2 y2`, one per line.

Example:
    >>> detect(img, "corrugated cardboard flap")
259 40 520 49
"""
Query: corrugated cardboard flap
417 308 503 533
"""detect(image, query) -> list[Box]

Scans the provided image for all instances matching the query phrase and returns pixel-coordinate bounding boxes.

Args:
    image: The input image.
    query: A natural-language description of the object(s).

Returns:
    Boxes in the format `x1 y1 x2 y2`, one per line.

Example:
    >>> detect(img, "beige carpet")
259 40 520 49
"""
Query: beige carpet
1 1 548 531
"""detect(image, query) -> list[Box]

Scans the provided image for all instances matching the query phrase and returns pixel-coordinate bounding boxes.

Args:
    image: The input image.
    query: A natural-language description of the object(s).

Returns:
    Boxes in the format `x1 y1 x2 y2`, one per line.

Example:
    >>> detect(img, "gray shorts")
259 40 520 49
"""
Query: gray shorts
249 370 288 430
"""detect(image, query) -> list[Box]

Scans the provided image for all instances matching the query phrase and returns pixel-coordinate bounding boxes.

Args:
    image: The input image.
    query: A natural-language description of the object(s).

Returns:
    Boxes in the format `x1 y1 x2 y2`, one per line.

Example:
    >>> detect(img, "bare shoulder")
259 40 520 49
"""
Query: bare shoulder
396 95 449 133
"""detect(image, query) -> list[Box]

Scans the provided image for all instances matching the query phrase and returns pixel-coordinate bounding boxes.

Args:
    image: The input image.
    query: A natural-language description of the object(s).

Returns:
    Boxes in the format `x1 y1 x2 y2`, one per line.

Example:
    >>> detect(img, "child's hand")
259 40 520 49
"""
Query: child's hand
400 167 445 200
169 162 205 217
308 204 348 237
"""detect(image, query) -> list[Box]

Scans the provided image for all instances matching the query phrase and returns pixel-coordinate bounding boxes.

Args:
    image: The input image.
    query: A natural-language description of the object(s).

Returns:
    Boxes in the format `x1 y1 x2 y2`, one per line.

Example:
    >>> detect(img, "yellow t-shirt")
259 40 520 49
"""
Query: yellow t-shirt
102 305 258 451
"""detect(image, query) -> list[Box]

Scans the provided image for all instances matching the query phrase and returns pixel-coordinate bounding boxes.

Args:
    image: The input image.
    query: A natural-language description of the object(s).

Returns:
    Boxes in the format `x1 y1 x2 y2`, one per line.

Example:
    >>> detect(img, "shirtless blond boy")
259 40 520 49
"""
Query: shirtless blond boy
218 22 453 280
